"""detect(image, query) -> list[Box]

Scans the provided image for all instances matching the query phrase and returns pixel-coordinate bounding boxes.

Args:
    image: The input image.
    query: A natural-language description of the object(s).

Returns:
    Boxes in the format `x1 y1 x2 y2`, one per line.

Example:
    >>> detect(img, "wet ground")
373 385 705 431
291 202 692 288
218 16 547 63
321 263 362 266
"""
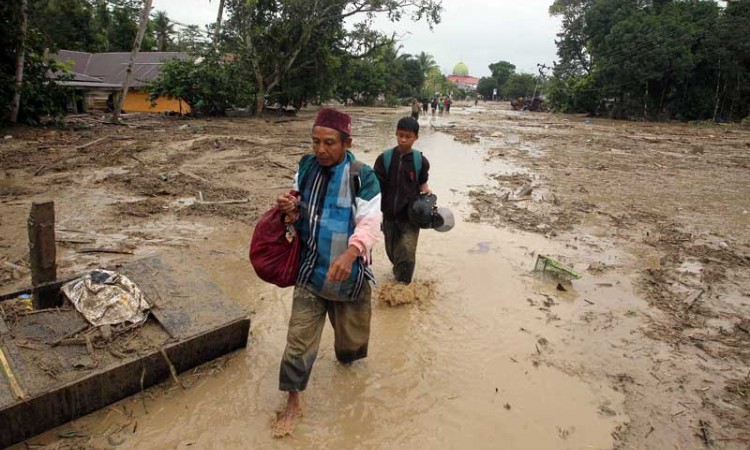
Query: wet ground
1 104 749 449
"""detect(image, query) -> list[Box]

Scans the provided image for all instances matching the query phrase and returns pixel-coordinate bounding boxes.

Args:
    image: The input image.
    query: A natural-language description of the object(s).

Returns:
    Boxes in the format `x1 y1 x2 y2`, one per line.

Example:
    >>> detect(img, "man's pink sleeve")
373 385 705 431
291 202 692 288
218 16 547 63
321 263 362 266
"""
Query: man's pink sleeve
349 193 382 261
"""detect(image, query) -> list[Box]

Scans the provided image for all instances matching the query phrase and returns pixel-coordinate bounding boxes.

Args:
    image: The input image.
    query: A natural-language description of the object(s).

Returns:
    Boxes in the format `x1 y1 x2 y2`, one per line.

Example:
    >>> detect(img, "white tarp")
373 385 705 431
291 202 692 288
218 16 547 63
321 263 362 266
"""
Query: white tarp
62 269 150 327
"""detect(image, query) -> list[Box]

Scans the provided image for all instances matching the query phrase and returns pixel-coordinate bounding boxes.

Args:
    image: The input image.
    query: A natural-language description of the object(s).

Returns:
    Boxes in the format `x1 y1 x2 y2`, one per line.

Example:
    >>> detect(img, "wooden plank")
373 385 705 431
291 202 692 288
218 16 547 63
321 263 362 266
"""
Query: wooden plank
0 256 250 447
0 345 26 400
0 277 75 303
27 202 57 309
120 256 247 340
0 317 249 448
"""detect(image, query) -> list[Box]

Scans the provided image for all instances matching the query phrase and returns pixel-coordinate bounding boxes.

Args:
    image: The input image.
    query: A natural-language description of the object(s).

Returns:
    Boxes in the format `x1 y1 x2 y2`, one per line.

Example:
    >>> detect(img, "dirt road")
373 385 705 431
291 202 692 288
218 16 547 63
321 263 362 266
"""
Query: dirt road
1 104 748 449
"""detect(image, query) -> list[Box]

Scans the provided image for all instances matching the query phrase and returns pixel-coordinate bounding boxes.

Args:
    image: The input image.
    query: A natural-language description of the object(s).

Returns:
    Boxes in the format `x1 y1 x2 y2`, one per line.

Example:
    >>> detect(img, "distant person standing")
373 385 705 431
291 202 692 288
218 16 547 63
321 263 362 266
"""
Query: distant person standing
411 98 420 120
443 97 450 113
431 98 438 116
422 98 429 114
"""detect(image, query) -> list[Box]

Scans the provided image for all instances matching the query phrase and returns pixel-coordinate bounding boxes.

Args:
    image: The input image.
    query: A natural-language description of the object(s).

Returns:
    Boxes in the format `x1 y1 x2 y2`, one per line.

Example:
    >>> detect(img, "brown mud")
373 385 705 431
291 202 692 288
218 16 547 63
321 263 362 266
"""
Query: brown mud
0 105 748 449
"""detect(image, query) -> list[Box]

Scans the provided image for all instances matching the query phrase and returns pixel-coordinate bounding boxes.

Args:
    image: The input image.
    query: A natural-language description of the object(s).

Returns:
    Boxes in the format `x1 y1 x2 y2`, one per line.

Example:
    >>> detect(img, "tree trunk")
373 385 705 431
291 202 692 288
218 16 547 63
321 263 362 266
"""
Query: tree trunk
255 89 265 116
213 0 225 48
10 0 28 123
112 0 153 122
712 59 721 123
245 34 265 116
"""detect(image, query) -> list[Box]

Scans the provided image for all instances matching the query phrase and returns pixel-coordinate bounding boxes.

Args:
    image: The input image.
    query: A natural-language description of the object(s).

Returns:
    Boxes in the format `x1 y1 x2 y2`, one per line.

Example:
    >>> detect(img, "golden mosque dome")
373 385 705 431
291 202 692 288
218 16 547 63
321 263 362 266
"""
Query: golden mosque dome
452 62 469 76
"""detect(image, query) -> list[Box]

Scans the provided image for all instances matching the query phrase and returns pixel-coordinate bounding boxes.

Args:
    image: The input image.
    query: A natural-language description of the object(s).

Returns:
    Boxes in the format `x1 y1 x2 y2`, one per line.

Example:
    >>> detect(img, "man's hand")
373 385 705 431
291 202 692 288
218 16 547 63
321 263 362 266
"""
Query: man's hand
419 182 432 195
327 246 360 282
277 193 298 213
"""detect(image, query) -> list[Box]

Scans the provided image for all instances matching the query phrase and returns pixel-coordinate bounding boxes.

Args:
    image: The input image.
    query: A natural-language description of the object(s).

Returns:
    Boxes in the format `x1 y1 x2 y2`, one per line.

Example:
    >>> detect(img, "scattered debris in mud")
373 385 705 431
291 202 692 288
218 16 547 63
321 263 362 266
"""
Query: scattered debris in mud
115 198 170 218
467 188 579 235
455 107 750 448
2 104 750 449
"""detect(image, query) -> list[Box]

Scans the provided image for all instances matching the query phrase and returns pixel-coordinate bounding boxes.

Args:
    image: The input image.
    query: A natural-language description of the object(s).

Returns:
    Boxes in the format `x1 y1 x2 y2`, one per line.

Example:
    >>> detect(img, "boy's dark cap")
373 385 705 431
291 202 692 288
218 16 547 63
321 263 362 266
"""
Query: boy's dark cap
397 116 419 134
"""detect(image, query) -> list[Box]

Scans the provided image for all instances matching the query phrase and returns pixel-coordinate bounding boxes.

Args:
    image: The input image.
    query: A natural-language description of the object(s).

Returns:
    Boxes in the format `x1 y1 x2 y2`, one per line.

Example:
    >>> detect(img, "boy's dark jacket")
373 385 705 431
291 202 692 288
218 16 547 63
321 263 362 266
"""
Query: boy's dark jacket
374 148 430 221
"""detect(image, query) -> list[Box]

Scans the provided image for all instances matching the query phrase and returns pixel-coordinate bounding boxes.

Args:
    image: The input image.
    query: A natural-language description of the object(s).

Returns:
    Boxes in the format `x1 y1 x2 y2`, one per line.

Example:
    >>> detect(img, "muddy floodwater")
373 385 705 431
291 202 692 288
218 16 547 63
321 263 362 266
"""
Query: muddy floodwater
2 104 748 449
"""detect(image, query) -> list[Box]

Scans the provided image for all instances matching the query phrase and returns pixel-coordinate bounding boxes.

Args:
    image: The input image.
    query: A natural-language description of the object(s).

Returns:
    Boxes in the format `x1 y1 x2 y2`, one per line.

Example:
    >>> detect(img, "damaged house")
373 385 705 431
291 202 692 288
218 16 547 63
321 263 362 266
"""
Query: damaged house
54 50 190 114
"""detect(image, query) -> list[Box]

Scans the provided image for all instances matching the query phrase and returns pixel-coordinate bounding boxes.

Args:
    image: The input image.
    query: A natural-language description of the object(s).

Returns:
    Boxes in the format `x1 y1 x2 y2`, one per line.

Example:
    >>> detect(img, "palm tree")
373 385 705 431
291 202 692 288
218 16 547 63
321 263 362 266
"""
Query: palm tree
152 10 174 51
416 51 437 76
177 24 202 54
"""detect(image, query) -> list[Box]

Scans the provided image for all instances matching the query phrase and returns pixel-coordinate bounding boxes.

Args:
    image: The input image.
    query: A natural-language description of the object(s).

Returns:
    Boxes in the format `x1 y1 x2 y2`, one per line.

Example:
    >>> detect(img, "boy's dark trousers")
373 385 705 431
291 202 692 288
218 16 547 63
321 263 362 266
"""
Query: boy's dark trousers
383 219 420 284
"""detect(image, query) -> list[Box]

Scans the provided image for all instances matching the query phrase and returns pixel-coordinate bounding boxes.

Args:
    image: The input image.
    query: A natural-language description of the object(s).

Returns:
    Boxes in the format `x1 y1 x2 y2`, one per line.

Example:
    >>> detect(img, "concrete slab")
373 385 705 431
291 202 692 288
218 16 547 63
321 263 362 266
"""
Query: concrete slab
0 256 250 448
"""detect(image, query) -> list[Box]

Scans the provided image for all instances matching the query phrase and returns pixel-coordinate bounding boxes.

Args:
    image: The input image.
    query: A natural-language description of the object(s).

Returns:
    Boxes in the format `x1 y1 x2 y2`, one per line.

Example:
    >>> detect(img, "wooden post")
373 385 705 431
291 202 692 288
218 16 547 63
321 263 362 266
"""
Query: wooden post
28 201 57 309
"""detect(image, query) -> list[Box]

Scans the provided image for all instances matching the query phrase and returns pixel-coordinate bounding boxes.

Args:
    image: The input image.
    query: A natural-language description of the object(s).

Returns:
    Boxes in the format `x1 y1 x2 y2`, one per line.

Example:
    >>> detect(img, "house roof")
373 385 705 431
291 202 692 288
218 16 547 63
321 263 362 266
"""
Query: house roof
447 75 481 85
54 50 190 88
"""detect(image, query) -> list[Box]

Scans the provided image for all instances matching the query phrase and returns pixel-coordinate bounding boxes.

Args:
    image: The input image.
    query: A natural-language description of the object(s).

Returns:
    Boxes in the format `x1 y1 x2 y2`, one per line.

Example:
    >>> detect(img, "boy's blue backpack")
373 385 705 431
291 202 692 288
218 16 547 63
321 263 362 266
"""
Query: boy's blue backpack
382 148 422 179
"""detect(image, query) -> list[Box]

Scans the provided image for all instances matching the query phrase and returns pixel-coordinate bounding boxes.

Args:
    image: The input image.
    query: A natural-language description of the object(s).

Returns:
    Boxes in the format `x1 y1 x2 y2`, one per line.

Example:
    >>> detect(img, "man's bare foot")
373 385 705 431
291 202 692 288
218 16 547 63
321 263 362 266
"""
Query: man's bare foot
272 392 302 438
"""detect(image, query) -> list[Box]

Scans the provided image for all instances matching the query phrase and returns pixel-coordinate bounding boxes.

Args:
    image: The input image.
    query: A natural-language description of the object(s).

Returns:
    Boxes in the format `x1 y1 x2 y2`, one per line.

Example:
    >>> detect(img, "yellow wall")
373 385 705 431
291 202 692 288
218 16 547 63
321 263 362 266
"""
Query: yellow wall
122 91 190 114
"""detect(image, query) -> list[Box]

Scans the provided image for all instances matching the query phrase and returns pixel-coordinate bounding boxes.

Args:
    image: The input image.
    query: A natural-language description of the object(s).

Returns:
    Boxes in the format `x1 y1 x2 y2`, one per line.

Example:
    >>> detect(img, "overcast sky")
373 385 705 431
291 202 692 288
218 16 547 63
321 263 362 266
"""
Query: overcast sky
155 0 562 78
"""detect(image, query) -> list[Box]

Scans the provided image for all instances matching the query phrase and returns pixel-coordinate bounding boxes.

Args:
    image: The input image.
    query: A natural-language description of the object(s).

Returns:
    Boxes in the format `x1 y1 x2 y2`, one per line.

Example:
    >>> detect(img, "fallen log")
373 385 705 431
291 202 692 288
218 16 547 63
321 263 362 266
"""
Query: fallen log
194 198 250 206
75 136 109 151
76 247 134 255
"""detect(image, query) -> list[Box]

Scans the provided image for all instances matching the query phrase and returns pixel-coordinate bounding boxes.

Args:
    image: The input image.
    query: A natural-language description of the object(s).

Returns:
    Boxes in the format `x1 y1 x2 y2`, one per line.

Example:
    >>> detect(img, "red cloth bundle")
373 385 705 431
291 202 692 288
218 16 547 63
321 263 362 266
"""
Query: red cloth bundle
249 206 300 288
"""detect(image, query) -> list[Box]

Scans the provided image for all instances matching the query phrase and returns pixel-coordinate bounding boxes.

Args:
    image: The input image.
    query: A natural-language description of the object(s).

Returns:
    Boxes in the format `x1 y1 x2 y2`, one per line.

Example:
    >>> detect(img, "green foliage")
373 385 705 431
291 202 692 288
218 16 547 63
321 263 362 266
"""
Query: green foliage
452 88 467 100
223 0 442 114
176 25 208 55
423 66 454 98
29 0 100 52
549 0 750 121
335 58 383 106
2 1 72 124
488 61 516 87
483 60 539 100
546 72 600 113
152 10 175 52
335 42 426 106
501 73 538 99
415 52 437 77
147 53 253 116
5 0 444 121
477 77 497 99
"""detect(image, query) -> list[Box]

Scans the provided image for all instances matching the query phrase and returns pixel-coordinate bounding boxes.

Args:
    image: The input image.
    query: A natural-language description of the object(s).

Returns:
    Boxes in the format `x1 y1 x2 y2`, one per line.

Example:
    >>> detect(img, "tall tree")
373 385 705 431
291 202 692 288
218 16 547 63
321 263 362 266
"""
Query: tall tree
10 0 28 123
488 60 516 87
152 10 175 51
2 1 71 123
548 0 749 121
211 0 226 48
416 51 437 76
28 0 98 52
177 25 205 54
224 0 442 115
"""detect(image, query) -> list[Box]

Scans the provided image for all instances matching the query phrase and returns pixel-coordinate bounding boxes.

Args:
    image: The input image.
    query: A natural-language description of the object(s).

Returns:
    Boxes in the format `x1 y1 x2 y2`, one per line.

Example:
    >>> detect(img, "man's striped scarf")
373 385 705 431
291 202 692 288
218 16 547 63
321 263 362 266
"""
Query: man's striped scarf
296 153 374 301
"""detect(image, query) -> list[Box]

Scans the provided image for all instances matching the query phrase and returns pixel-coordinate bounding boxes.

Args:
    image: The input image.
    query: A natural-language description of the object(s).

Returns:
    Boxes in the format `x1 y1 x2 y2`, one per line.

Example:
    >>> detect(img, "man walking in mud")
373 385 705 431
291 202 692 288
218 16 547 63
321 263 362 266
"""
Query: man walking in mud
273 108 382 437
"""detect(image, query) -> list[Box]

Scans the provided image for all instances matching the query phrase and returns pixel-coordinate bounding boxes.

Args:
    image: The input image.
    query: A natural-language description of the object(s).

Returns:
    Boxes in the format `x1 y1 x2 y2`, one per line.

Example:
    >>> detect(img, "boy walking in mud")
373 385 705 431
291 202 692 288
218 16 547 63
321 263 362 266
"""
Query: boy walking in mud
374 117 431 284
274 108 382 437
